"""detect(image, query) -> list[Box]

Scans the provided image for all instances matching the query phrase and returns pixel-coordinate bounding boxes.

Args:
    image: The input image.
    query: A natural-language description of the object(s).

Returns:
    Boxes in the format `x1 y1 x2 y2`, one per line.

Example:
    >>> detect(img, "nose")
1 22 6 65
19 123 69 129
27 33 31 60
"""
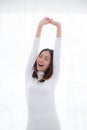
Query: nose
39 58 44 63
40 60 44 63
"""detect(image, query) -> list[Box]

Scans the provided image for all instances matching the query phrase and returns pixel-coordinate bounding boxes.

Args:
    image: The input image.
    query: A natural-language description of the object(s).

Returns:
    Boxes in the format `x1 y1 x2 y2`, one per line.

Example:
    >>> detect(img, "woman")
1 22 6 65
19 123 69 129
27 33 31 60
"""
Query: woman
25 17 61 130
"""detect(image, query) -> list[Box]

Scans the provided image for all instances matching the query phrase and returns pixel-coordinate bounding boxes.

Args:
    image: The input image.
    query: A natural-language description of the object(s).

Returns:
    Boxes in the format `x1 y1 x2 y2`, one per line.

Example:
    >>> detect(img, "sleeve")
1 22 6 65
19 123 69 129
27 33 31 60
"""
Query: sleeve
53 37 61 81
25 37 40 78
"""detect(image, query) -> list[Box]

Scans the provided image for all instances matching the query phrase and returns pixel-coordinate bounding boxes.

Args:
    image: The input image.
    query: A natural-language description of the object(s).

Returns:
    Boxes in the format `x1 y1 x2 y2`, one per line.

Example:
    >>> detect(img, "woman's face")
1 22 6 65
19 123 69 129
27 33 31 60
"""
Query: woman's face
36 51 51 72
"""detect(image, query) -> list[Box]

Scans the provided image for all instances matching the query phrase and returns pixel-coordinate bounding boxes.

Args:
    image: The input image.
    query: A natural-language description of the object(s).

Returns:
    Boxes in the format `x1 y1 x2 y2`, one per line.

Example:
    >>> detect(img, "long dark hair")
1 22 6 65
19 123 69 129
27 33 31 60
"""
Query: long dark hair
32 48 54 82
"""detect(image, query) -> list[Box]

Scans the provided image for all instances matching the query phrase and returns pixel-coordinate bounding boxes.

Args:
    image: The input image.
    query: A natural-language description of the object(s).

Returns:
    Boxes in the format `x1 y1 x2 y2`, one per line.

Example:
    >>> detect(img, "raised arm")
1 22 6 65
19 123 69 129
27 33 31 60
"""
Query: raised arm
50 20 61 37
25 17 53 78
25 37 40 78
50 20 62 80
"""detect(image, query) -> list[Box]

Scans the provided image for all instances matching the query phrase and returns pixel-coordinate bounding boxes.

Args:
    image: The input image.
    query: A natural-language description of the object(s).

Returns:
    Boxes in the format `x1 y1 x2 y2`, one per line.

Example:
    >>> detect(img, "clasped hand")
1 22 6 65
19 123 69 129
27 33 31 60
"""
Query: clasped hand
39 17 61 28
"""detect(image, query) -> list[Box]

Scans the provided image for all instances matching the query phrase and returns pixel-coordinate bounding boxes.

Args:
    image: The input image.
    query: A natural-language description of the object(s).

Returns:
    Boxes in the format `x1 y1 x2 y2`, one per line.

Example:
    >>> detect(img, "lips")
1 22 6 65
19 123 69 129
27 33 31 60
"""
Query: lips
38 63 44 67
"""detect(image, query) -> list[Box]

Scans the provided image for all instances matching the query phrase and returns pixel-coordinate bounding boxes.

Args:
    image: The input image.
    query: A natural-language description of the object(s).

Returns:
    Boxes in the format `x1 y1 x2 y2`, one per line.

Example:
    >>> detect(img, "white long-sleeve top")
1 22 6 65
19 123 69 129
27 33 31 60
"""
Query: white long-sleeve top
25 37 61 130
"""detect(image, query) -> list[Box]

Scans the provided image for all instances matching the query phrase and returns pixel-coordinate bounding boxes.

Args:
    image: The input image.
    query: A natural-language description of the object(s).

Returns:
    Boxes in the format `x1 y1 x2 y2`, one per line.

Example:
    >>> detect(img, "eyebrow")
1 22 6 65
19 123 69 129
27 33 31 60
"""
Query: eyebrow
39 53 50 58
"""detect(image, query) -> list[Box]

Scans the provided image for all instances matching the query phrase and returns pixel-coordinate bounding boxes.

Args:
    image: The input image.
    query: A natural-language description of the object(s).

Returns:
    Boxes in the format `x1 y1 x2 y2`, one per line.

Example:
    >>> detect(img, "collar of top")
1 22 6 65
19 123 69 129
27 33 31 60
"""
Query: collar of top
37 71 44 80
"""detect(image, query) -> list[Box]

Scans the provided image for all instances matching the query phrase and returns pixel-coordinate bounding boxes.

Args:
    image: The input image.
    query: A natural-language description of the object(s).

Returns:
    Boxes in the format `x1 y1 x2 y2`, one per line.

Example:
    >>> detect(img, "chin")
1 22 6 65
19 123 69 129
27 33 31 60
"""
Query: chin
37 67 44 72
37 69 44 71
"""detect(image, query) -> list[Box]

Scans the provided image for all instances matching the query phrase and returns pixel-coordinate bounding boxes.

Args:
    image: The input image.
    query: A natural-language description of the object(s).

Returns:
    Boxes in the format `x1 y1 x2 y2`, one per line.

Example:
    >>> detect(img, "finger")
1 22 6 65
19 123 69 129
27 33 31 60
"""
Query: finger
45 17 50 19
50 18 53 21
46 17 51 21
48 18 53 22
43 17 47 20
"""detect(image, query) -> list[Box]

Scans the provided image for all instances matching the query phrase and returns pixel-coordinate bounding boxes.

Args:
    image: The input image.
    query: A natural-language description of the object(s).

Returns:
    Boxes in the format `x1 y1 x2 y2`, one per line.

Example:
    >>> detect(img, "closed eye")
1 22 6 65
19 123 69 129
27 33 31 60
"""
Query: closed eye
38 54 43 58
45 56 50 61
38 54 50 61
45 58 49 61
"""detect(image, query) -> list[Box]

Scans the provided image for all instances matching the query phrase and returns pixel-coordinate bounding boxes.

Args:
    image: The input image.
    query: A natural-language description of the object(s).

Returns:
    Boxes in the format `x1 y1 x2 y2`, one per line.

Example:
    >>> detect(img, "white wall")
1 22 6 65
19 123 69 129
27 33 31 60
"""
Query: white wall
0 1 87 130
0 13 26 130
